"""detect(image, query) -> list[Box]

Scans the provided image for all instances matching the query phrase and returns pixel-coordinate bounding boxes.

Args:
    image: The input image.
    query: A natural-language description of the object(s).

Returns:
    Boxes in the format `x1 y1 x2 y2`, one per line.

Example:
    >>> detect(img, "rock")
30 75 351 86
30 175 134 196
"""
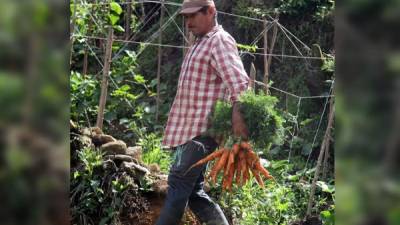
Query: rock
104 154 138 164
80 135 92 147
126 146 142 160
152 179 168 195
149 163 160 174
101 140 127 155
156 174 168 181
92 134 117 147
102 159 118 171
90 127 103 136
121 161 150 176
81 127 91 137
81 126 103 137
204 182 211 193
70 120 78 132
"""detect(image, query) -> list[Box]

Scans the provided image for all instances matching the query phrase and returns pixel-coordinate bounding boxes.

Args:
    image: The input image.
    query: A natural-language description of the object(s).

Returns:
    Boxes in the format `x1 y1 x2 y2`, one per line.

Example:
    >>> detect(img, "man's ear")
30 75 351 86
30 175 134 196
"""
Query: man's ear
208 6 216 16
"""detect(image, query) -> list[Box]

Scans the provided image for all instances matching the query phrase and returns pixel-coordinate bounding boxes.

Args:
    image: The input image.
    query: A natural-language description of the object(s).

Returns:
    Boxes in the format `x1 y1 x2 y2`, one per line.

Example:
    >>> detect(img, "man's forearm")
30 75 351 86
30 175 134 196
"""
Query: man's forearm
232 102 249 139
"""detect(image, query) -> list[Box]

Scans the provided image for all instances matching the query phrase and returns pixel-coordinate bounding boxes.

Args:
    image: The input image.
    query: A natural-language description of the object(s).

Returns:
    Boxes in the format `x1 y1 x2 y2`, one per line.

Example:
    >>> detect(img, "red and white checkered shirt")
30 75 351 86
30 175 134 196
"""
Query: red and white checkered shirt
162 25 249 147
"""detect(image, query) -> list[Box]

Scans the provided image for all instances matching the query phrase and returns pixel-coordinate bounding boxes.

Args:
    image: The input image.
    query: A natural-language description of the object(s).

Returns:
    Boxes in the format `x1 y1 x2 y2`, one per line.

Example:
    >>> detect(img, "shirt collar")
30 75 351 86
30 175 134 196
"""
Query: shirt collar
195 24 221 42
204 24 221 38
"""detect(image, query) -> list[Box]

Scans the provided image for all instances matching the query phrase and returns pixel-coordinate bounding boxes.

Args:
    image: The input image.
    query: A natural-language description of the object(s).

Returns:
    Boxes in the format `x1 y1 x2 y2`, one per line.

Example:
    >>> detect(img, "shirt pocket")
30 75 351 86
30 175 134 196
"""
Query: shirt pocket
169 140 208 178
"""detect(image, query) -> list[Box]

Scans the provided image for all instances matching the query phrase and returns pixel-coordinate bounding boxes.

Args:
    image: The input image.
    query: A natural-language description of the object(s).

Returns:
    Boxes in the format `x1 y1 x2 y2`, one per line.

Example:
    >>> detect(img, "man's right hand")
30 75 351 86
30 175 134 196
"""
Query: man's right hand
232 102 249 140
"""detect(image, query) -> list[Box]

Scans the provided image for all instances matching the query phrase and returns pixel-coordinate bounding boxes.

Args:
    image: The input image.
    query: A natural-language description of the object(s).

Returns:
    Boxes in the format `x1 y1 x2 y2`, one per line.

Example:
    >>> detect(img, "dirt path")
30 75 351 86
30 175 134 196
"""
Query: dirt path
129 193 201 225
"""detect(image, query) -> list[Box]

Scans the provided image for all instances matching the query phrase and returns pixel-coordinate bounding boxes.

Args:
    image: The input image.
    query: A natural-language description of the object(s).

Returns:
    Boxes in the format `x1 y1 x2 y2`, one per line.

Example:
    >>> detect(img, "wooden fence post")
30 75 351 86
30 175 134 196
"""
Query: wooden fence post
156 0 165 122
263 19 269 93
96 27 113 130
267 19 278 75
306 98 335 217
125 0 132 40
83 47 88 76
249 63 256 91
322 94 334 180
263 18 278 95
70 0 77 65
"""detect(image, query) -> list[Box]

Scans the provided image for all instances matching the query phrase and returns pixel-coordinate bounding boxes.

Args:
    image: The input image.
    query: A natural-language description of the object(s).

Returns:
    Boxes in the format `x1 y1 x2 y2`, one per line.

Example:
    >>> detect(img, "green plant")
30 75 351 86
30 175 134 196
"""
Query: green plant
237 43 258 53
239 91 285 150
321 54 335 73
208 90 285 152
218 175 302 225
71 147 140 224
70 71 99 124
139 133 172 173
214 158 334 225
0 73 23 121
320 204 335 225
71 147 107 222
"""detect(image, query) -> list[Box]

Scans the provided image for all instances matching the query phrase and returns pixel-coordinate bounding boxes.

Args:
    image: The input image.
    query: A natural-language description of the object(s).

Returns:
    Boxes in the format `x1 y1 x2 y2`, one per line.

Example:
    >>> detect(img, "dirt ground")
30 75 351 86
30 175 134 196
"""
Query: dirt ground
126 193 201 225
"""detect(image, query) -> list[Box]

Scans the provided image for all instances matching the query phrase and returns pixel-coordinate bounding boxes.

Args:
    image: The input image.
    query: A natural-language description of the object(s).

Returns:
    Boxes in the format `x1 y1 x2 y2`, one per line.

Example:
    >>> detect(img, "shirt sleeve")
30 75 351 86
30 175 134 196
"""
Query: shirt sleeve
210 32 249 102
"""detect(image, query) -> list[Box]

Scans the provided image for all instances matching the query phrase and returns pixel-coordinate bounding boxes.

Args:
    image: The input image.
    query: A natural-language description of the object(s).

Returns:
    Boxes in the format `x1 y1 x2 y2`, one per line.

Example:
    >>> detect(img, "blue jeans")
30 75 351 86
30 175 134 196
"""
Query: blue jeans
155 136 229 225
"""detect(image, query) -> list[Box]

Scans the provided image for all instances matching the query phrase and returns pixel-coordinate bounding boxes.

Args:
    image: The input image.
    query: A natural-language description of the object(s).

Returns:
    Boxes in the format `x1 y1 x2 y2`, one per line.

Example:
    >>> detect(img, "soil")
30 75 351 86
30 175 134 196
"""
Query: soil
291 215 322 225
122 192 201 225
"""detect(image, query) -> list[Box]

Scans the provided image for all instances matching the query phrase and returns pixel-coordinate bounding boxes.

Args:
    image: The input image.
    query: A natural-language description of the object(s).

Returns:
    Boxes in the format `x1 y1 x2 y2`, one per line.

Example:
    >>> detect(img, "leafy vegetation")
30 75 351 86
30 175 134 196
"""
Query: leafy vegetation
209 90 285 151
71 147 144 225
239 91 285 151
139 133 172 173
214 158 335 225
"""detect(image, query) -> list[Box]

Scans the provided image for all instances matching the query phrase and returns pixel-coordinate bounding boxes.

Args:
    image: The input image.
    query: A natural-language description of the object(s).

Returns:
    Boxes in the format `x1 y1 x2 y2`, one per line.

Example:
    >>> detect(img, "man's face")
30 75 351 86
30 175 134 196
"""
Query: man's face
183 7 214 37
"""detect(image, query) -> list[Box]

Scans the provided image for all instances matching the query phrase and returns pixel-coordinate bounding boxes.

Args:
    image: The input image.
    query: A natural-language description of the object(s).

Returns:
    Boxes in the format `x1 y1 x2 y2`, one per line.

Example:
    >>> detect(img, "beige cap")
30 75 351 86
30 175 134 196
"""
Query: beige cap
180 0 215 14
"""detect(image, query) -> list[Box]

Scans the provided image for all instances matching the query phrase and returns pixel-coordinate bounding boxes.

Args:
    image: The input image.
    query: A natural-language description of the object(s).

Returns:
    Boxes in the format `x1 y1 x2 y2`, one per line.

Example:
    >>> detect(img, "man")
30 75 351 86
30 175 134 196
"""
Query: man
156 0 249 224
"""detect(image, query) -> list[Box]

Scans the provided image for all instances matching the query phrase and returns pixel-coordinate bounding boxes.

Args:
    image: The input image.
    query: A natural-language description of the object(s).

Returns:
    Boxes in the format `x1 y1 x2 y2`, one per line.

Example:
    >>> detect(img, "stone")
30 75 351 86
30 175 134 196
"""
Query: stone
90 127 103 136
156 174 168 181
126 146 142 160
152 179 168 195
148 163 160 174
70 120 78 131
121 161 150 176
92 134 117 147
101 140 127 155
104 154 138 164
80 135 92 147
81 127 91 136
102 159 118 171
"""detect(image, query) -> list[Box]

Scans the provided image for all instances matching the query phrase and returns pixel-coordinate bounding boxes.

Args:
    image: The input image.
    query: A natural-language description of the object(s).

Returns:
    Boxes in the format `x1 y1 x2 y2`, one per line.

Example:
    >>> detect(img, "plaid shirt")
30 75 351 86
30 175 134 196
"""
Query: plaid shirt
162 25 249 147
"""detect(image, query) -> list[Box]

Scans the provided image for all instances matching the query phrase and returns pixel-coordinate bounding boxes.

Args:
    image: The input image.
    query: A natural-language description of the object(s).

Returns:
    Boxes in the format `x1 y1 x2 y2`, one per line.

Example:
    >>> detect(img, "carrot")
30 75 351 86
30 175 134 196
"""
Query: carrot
224 150 235 176
225 144 240 174
207 161 218 184
209 148 230 183
245 154 256 170
246 147 274 180
240 141 252 151
235 156 242 185
222 175 228 191
232 143 240 156
242 160 250 185
244 149 264 187
222 160 231 191
185 148 224 175
254 161 273 179
250 167 265 188
245 148 259 168
236 150 245 185
226 162 235 192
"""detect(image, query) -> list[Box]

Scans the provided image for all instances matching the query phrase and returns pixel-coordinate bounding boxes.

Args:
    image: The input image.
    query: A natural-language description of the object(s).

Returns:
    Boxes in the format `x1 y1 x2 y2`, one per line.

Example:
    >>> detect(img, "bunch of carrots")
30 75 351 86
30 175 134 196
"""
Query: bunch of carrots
187 141 274 191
